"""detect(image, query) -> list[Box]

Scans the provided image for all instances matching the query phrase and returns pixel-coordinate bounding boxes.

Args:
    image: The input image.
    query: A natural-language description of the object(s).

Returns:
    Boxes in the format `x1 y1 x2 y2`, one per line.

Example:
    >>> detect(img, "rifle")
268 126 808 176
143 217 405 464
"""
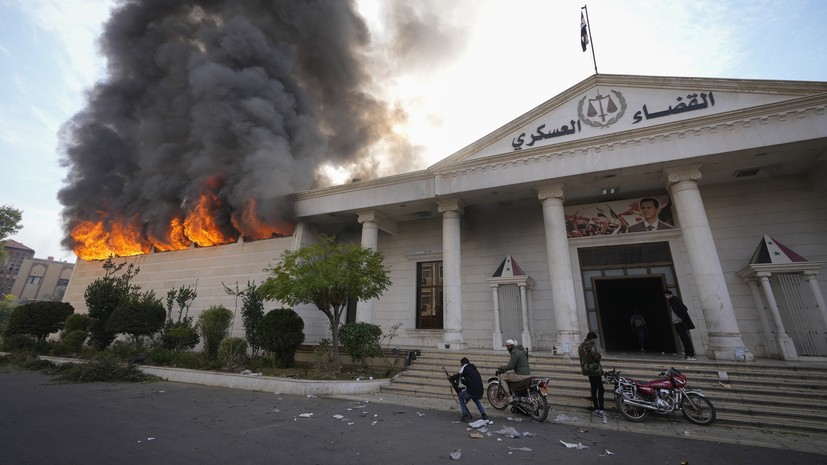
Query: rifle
443 366 464 396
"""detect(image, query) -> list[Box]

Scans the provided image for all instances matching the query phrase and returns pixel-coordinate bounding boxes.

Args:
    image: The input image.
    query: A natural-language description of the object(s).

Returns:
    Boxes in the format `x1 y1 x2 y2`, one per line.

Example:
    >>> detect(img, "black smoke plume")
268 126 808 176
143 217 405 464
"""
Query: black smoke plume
58 0 446 252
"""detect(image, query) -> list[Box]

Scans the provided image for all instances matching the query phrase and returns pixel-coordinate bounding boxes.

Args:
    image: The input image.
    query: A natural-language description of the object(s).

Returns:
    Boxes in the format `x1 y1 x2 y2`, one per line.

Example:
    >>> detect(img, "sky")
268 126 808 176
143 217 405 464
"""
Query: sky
2 0 827 264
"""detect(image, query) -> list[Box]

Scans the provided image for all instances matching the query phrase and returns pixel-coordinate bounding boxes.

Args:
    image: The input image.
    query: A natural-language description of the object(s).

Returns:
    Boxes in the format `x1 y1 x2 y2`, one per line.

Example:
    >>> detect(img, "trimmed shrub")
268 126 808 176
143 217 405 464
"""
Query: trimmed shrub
2 333 35 352
5 301 74 340
60 329 88 354
218 337 248 369
63 314 91 333
256 308 305 368
161 322 199 352
106 291 166 343
339 322 383 370
197 305 233 360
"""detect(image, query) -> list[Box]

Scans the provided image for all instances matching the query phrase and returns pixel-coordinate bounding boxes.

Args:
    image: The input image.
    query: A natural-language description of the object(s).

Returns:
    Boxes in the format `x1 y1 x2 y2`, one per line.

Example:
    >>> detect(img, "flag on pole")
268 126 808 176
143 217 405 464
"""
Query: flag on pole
580 12 590 52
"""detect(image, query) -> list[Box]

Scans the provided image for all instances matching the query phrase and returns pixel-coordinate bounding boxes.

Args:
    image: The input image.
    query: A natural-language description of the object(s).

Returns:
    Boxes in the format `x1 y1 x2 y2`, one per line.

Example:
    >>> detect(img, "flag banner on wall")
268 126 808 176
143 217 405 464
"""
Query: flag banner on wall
581 12 590 52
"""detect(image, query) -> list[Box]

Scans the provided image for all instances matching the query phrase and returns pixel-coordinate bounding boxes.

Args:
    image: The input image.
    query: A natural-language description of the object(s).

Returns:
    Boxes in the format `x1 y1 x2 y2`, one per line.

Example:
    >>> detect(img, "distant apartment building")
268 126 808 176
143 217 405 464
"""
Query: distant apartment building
1 239 35 296
11 256 75 303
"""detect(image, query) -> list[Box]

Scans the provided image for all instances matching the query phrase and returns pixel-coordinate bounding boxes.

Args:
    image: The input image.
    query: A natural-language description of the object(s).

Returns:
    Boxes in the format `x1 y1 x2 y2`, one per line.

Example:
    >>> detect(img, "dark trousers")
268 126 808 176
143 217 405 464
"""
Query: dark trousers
588 375 604 410
634 326 646 349
674 322 695 357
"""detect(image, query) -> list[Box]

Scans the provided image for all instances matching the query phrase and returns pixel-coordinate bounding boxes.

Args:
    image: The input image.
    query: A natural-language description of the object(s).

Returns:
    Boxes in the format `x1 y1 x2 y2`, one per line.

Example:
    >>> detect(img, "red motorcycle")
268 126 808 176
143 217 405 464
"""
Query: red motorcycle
604 367 716 426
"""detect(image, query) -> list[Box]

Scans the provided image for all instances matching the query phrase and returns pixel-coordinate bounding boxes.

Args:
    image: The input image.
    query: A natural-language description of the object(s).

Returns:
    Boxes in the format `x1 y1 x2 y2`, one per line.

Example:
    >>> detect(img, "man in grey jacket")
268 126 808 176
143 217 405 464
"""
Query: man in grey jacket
498 339 531 397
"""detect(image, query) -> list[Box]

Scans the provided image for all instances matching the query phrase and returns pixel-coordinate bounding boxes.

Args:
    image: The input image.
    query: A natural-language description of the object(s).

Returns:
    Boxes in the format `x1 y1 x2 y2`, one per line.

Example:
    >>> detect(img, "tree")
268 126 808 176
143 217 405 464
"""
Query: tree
256 308 305 368
197 305 233 360
161 284 200 352
0 294 17 334
5 301 74 340
84 258 140 349
259 235 392 370
0 205 24 262
240 281 265 356
105 291 166 345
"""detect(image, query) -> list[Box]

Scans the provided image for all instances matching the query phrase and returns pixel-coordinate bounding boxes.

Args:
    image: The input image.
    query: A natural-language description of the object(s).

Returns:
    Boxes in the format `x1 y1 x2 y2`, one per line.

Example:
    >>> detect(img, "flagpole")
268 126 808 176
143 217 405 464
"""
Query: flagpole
582 5 598 74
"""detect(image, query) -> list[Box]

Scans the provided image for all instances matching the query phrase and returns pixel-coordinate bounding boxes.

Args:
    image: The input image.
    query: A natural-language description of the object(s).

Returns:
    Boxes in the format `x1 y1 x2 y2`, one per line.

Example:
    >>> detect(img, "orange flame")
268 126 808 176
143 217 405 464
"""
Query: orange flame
183 191 236 247
71 187 295 260
232 199 296 239
71 214 150 260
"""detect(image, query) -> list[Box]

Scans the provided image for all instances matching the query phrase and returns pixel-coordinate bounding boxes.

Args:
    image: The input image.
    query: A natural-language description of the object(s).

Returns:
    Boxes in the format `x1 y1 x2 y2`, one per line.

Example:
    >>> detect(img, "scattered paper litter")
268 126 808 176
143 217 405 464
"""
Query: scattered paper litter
449 449 462 460
306 394 317 398
333 414 344 420
560 440 589 449
417 412 426 417
469 432 484 439
554 414 576 422
494 426 521 438
521 432 536 437
298 413 313 418
600 449 615 456
147 437 155 441
508 447 532 452
468 419 489 428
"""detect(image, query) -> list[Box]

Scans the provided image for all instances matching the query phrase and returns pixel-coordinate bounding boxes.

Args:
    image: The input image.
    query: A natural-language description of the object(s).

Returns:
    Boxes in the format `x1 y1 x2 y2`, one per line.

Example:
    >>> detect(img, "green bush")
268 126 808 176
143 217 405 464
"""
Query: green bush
5 301 74 340
146 346 171 365
312 339 337 379
106 291 166 343
59 329 88 354
197 305 233 360
2 333 35 351
63 313 91 333
161 322 200 352
218 337 248 369
339 322 383 369
49 352 158 383
256 308 305 368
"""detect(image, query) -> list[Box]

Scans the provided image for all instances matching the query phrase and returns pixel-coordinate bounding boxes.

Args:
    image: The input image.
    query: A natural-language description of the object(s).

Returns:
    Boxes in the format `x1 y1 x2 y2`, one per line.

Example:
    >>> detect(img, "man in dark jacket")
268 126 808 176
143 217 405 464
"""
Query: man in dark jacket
449 357 488 422
665 289 696 360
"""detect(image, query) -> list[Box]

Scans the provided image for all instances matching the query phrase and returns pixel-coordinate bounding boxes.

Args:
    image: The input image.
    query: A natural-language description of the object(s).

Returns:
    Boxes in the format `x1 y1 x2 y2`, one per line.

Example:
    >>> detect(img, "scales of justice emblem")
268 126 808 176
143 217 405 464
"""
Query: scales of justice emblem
578 89 627 128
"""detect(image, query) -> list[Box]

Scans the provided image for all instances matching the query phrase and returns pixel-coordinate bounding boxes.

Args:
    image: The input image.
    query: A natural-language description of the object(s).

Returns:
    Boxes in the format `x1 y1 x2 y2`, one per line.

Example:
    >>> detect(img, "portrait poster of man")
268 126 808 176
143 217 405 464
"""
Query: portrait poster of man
564 194 675 238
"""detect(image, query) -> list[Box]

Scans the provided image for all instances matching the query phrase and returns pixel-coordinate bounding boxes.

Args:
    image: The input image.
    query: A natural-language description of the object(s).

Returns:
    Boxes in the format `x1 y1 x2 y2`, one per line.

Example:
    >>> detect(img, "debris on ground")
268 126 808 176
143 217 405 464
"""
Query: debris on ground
600 449 614 456
469 432 484 439
494 426 521 438
554 414 577 423
560 440 589 449
449 448 462 460
508 447 533 452
298 413 313 418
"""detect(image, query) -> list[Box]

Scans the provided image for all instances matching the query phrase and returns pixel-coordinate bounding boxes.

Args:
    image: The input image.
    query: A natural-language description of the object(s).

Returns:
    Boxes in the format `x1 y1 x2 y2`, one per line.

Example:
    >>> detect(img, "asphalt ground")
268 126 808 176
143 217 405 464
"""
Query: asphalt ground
1 369 824 465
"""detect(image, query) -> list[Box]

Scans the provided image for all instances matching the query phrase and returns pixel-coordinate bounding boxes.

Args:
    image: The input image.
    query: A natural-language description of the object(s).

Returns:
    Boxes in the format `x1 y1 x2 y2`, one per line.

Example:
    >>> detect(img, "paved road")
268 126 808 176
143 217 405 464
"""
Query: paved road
1 369 822 464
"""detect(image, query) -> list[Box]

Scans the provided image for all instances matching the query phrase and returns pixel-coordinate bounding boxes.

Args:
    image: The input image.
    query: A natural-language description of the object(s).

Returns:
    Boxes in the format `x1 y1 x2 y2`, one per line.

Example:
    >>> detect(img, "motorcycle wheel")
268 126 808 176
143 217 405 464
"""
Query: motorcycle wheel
487 383 509 410
614 390 649 422
527 390 549 423
681 392 716 426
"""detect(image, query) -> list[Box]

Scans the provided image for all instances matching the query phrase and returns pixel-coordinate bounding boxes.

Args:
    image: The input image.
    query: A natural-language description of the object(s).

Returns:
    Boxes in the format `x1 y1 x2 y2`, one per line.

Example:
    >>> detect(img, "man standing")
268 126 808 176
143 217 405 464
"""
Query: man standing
449 357 488 422
627 197 674 232
498 339 531 398
630 310 647 352
578 331 605 418
665 289 696 360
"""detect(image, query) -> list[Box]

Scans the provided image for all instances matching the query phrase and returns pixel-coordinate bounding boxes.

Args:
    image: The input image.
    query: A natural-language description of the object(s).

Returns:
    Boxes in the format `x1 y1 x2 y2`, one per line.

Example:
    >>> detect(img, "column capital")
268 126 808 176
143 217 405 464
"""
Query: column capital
536 184 565 202
356 210 397 235
664 165 703 187
437 198 464 215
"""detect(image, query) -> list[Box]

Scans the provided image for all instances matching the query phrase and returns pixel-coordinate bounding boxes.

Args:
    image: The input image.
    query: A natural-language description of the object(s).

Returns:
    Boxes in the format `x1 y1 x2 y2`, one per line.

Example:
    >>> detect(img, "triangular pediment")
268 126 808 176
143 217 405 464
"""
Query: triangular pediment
431 74 827 170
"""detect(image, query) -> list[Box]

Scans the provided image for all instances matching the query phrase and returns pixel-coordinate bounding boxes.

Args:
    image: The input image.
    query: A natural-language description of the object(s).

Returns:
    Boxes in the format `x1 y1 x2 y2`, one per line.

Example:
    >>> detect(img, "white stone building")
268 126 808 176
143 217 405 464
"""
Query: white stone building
63 74 827 361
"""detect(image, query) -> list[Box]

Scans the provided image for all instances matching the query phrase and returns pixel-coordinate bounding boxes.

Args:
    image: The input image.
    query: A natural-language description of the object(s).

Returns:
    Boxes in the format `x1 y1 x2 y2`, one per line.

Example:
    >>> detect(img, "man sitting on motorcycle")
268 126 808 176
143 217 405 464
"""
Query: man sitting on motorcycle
497 339 531 399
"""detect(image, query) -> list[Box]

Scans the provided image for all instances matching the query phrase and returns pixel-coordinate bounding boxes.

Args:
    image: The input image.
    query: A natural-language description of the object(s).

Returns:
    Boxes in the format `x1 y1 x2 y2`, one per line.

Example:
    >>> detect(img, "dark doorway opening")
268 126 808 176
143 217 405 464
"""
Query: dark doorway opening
594 277 676 353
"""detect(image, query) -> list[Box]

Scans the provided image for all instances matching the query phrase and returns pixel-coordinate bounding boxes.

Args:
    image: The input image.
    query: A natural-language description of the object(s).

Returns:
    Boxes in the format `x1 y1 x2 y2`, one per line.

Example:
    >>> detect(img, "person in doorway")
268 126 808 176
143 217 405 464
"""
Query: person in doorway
497 339 531 398
449 357 488 422
578 331 605 418
630 310 647 351
627 197 674 232
665 289 696 360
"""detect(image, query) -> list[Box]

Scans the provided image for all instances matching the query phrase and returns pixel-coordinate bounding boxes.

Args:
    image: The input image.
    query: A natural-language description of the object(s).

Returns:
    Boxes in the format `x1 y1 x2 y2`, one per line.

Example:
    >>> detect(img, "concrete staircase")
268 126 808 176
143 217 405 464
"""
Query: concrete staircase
381 349 827 436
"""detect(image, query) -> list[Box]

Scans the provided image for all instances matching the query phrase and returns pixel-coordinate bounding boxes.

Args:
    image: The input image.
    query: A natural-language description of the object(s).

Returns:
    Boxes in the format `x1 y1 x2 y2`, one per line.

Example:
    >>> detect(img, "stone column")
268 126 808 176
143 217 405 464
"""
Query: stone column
744 277 780 358
438 199 465 349
537 185 580 355
757 272 798 359
803 270 827 328
518 282 532 350
356 211 381 323
491 284 503 349
665 166 751 360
